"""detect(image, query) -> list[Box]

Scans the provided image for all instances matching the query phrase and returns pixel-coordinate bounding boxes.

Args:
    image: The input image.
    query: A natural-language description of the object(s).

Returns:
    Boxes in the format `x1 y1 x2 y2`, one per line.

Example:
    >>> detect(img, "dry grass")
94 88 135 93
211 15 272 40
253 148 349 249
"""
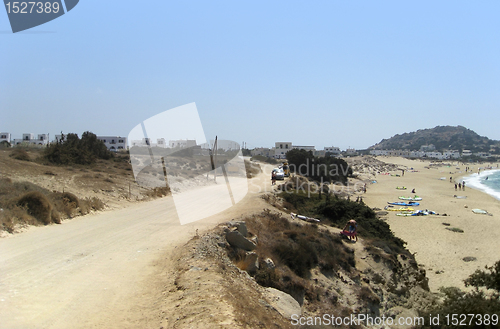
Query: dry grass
9 148 31 161
0 177 106 232
229 210 355 306
244 160 262 178
16 191 53 225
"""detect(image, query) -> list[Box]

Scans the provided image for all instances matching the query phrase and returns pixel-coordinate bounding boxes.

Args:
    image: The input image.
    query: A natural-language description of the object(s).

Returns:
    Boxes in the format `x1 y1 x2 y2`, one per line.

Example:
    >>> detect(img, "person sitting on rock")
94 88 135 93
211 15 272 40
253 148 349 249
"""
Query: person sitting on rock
342 219 358 242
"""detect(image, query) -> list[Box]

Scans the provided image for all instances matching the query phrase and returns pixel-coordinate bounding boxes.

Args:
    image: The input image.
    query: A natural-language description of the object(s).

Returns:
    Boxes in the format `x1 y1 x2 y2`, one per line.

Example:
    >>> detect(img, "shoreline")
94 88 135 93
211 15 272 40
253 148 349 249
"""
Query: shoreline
361 157 500 292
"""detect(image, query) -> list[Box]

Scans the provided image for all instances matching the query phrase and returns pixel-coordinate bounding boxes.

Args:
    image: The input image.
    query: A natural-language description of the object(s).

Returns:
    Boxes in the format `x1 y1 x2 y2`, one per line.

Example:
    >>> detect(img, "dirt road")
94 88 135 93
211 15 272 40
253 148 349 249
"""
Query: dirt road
0 166 273 329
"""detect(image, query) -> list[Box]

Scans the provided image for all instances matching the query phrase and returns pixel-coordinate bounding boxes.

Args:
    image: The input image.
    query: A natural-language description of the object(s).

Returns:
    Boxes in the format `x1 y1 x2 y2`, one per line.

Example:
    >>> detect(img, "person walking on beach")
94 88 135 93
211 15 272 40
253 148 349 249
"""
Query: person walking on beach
458 182 462 190
462 181 466 191
271 170 276 185
455 183 457 191
450 177 452 183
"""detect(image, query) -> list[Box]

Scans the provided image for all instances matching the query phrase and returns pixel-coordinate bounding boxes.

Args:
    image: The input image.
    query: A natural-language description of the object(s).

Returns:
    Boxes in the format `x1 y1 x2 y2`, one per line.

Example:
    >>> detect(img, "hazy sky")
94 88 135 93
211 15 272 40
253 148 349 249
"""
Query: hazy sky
1 1 499 150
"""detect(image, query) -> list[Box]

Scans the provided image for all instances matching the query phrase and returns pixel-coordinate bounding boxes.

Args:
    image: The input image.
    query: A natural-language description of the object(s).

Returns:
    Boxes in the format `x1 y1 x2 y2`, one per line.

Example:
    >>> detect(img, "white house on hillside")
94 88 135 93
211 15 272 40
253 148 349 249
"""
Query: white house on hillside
12 133 49 146
274 142 292 159
324 146 341 156
97 136 127 151
0 132 11 144
169 139 197 148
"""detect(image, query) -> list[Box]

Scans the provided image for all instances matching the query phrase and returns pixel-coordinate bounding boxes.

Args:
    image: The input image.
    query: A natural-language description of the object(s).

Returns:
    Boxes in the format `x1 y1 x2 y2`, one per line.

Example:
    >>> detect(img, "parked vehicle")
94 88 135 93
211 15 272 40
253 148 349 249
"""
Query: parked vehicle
273 168 285 180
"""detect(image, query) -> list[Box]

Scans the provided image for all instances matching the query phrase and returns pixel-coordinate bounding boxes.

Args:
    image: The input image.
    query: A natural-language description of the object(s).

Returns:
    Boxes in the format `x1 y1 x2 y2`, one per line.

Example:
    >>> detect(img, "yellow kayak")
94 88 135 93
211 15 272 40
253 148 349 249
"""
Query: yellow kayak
386 207 414 212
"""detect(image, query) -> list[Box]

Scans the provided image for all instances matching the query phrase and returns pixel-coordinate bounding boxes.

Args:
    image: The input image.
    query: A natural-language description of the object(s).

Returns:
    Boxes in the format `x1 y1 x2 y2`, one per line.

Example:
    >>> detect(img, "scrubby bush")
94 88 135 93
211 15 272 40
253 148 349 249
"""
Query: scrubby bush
16 191 53 225
250 155 278 164
280 190 406 252
419 260 500 328
0 178 106 231
9 148 31 161
42 131 113 165
244 160 262 178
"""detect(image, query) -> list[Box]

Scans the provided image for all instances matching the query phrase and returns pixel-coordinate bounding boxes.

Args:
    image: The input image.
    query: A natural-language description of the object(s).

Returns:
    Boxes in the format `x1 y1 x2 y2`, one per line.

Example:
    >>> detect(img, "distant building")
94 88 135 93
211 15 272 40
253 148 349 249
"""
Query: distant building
370 149 389 156
344 148 358 156
292 145 315 151
251 147 274 157
462 150 472 156
443 150 460 159
169 139 197 148
157 138 166 148
474 152 491 158
274 142 292 159
130 138 152 147
0 132 11 144
97 136 127 151
324 146 341 156
12 133 49 146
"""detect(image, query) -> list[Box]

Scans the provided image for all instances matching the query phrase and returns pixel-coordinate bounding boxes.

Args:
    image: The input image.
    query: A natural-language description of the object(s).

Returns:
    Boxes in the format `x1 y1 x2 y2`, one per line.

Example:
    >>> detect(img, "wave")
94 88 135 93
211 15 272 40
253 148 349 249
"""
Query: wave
462 169 500 201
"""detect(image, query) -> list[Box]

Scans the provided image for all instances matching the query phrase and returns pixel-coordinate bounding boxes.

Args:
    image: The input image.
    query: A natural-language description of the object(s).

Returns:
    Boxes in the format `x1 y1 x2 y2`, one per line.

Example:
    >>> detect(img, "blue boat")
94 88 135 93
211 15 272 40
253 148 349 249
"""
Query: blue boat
388 201 420 206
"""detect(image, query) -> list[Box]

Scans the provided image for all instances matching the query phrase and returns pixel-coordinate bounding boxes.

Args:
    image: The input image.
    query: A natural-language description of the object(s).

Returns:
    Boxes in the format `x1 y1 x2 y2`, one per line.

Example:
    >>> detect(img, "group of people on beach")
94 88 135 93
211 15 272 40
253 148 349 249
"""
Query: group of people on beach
454 181 466 191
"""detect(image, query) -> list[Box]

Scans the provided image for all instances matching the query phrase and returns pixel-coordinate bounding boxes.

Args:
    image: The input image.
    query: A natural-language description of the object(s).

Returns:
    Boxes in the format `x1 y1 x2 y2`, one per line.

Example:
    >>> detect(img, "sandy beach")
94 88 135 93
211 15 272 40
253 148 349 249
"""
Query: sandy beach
361 157 500 292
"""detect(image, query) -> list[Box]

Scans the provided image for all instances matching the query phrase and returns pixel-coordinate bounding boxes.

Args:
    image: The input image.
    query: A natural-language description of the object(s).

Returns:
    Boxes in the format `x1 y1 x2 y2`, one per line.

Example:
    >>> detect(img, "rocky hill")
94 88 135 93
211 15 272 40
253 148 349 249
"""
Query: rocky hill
369 125 499 153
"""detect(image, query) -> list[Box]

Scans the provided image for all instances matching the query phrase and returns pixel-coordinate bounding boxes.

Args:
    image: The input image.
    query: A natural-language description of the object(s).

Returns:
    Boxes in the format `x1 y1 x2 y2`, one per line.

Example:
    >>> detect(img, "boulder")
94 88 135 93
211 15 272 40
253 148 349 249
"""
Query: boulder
226 231 256 251
242 252 259 273
264 287 301 319
235 221 248 237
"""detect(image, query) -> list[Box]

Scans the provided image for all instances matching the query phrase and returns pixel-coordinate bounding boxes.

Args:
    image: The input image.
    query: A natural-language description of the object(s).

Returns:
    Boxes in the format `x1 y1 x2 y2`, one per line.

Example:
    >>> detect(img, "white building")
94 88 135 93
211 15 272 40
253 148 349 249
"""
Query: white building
424 152 444 159
157 138 166 148
443 150 461 159
12 133 49 146
292 145 315 151
370 149 389 156
0 132 11 144
462 150 472 157
97 136 127 151
474 152 491 158
324 146 341 156
274 142 292 159
344 148 358 156
169 139 197 148
251 147 274 157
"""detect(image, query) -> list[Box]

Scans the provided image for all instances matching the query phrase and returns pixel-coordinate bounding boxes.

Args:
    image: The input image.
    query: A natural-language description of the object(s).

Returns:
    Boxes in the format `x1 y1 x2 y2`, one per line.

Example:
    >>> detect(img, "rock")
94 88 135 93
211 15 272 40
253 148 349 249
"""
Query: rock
463 256 477 262
242 252 259 273
225 231 256 251
235 222 248 237
264 287 301 320
263 257 275 269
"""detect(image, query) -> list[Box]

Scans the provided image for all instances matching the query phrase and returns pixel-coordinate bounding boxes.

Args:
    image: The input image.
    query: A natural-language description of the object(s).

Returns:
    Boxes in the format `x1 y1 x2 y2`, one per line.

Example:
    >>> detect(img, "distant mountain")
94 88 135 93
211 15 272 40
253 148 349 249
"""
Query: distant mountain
369 126 500 153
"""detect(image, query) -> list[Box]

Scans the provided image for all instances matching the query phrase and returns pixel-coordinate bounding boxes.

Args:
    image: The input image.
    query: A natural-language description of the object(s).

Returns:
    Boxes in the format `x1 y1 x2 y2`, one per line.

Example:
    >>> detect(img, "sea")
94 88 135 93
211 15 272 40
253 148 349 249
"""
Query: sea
462 168 500 201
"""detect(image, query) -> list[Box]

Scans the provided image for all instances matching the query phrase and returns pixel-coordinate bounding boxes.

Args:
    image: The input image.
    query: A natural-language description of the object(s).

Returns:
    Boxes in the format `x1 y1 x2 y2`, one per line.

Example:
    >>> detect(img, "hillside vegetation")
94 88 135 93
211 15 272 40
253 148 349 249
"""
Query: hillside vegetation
370 126 499 153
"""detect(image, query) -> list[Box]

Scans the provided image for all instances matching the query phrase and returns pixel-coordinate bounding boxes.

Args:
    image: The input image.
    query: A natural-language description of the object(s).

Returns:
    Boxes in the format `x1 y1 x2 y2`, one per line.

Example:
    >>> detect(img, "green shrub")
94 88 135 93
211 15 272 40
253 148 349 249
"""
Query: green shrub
419 260 500 328
280 191 406 252
42 131 113 165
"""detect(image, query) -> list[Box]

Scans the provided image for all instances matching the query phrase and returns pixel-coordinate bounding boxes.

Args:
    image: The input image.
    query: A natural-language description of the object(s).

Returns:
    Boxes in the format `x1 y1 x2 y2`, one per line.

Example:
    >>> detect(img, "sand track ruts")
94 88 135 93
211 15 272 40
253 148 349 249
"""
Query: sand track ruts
0 164 273 329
